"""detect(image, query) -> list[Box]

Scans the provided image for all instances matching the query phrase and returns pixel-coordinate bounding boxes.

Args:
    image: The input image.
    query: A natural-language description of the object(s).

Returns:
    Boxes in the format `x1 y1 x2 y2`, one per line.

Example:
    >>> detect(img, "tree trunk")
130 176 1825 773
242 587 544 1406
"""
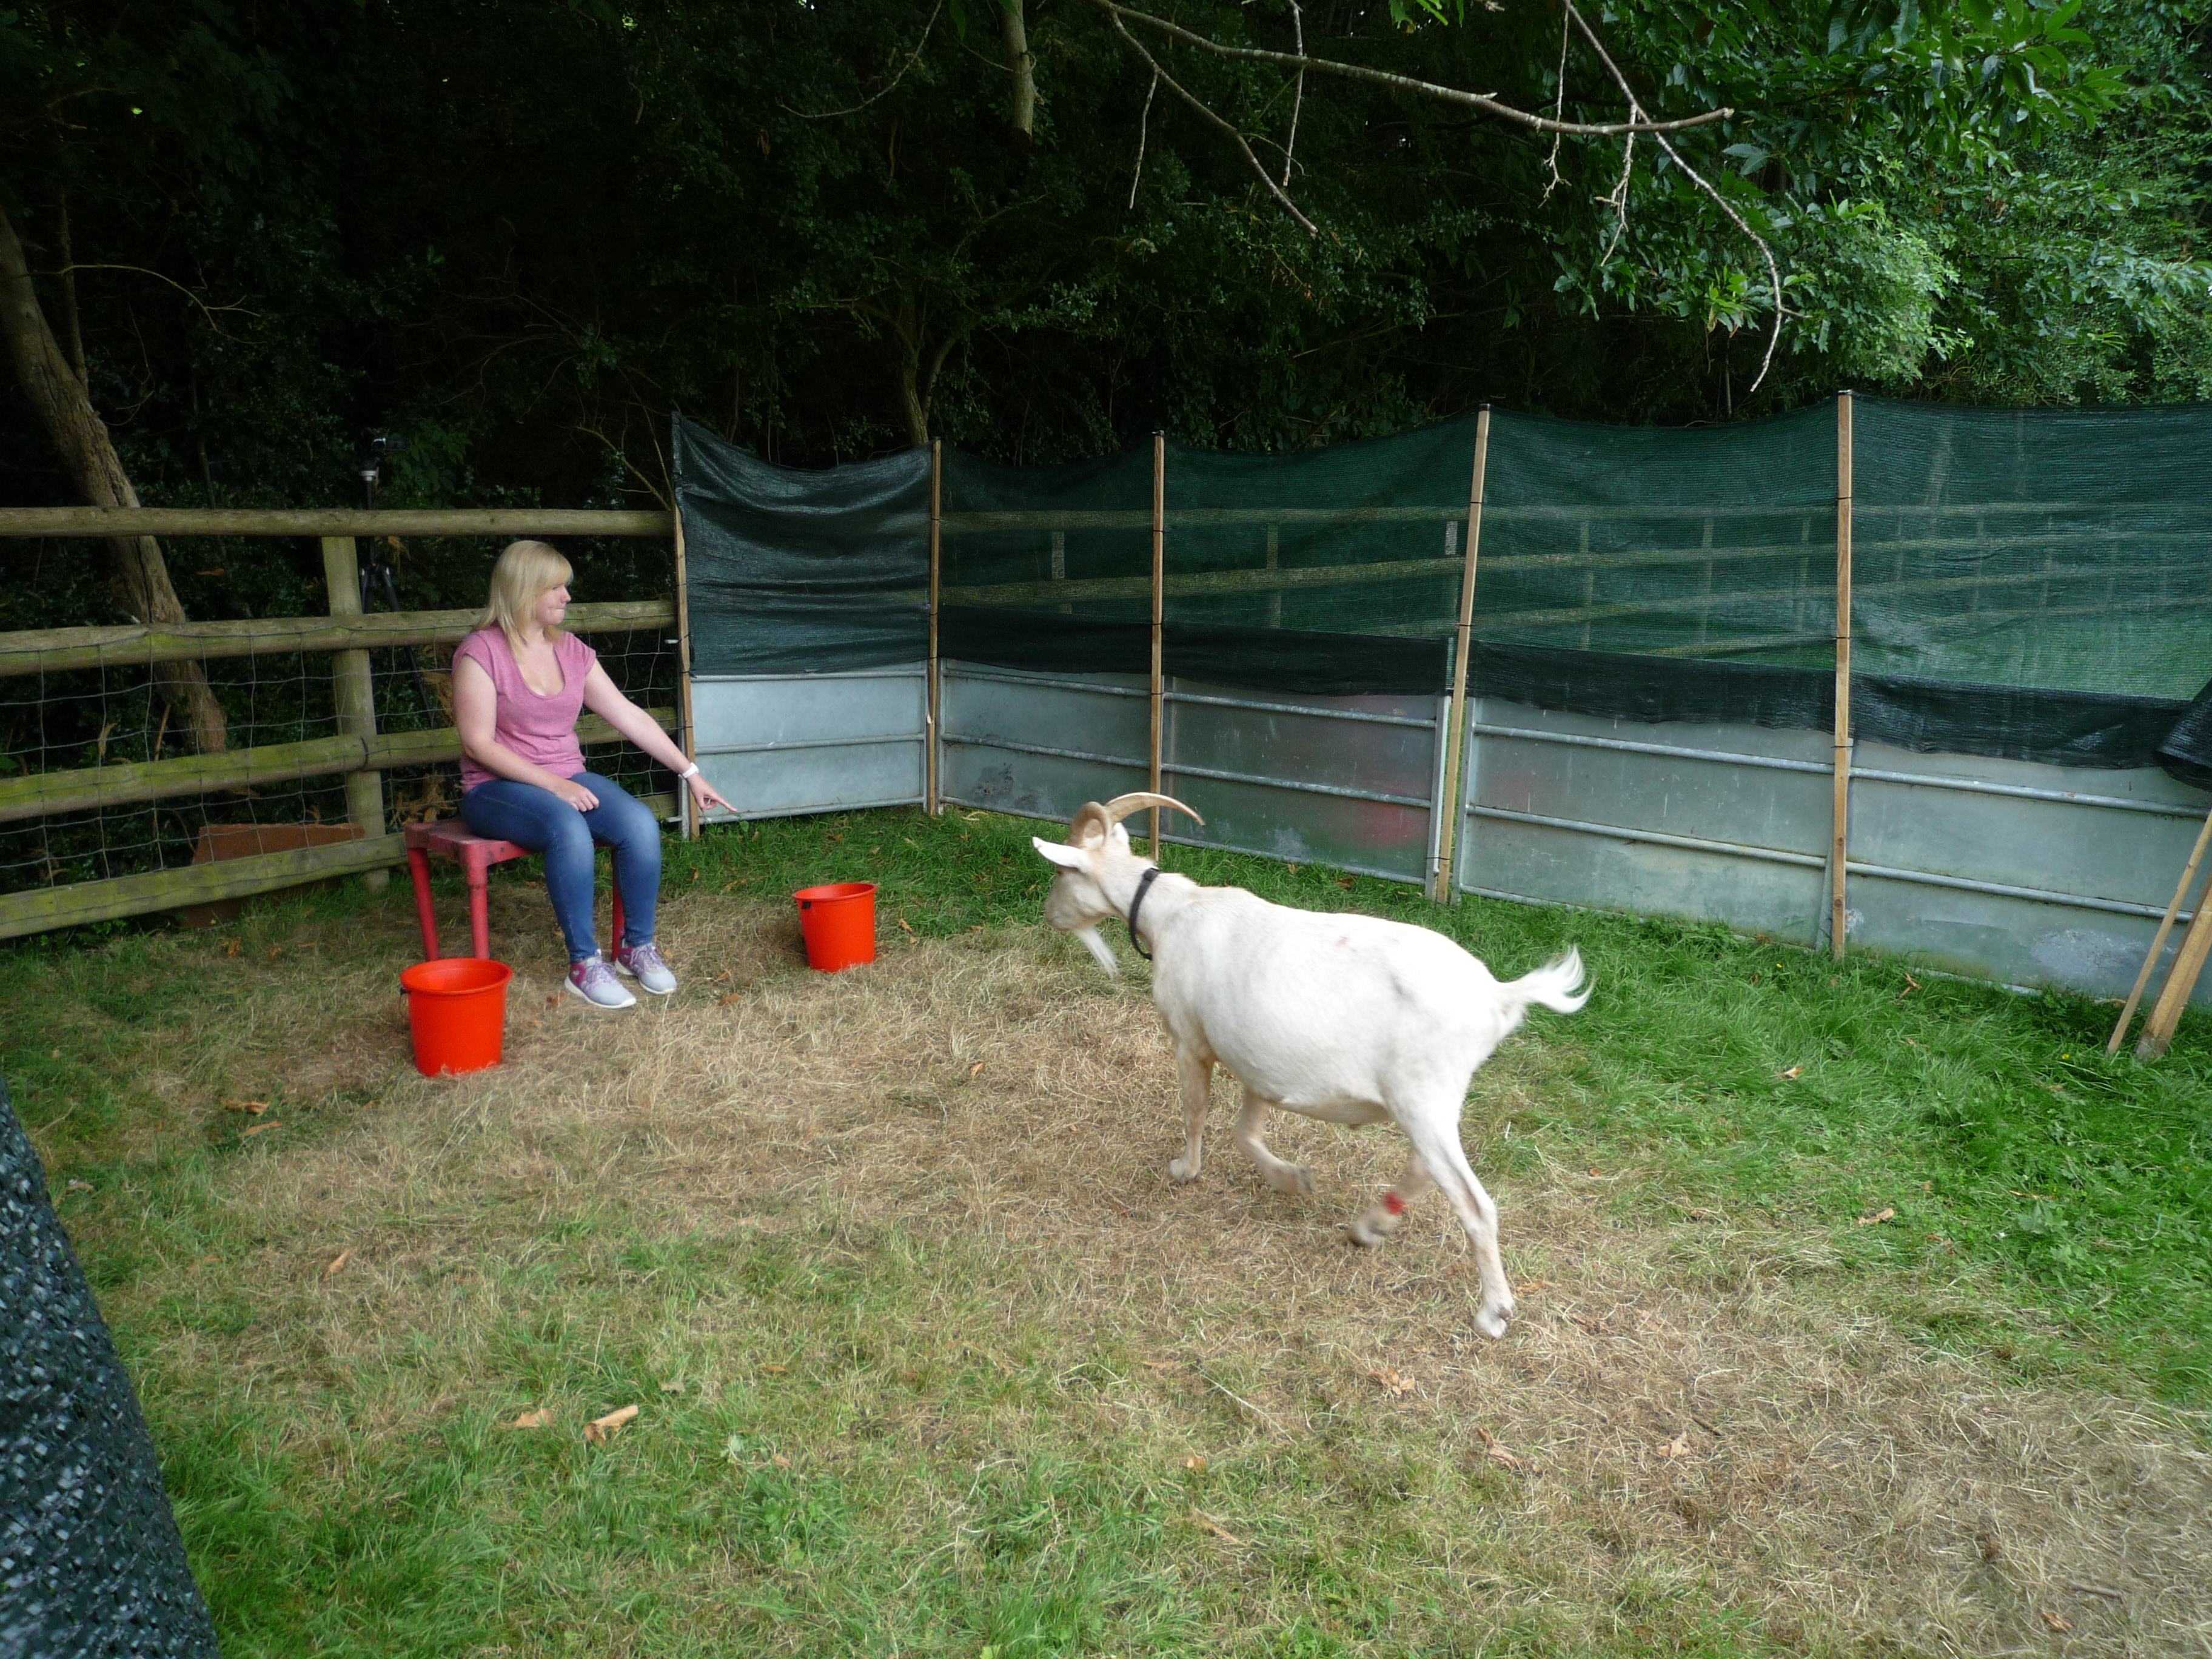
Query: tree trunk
0 196 227 754
1001 0 1036 145
892 297 930 446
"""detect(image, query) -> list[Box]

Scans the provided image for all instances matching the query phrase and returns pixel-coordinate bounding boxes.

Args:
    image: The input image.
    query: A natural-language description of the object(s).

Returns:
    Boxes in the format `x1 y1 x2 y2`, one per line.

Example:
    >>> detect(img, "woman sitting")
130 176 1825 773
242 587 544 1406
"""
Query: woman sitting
454 540 731 1008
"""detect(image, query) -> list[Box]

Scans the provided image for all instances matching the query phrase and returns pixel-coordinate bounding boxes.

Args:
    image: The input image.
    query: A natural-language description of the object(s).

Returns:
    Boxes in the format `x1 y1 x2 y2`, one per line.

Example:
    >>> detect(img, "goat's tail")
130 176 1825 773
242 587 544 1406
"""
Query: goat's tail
1505 947 1590 1016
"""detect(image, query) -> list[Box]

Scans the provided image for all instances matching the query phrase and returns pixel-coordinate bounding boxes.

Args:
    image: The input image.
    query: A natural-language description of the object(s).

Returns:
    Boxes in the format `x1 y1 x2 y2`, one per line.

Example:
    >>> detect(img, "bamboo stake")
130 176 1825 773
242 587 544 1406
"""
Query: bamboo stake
2136 862 2212 1058
1830 391 1854 959
1150 431 1166 860
928 438 943 816
1432 405 1490 902
672 506 698 839
2108 799 2212 1054
321 537 388 893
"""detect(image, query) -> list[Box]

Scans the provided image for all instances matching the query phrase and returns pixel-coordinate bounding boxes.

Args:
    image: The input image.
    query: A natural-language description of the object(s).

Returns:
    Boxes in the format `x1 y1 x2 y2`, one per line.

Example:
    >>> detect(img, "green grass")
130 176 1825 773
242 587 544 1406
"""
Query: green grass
662 805 2212 1401
5 803 2210 1656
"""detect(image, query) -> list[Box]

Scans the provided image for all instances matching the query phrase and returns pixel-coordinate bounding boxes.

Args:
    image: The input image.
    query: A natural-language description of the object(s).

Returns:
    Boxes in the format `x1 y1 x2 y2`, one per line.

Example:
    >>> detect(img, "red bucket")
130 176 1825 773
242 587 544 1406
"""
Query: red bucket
794 882 877 971
400 957 513 1076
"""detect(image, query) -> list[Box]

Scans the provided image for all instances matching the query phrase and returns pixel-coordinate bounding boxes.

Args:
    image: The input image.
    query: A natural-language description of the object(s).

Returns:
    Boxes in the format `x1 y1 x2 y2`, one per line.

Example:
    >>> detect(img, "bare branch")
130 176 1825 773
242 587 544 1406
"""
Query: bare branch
1282 0 1305 188
1130 70 1160 208
1089 0 1732 137
1560 0 1784 393
47 263 256 336
1539 7 1570 204
1102 10 1319 235
784 1 942 120
1597 132 1633 264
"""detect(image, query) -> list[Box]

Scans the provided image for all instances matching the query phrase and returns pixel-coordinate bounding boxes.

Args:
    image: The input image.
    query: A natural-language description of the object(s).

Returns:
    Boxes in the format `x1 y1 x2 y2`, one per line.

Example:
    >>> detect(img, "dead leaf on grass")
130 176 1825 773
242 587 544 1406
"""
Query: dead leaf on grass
1475 1427 1526 1470
719 993 744 1006
759 1364 788 1375
1371 1367 1413 1399
223 938 241 957
1183 1455 1207 1472
224 1100 269 1114
585 1404 639 1444
322 1248 351 1278
1855 1207 1896 1227
510 1408 552 1429
1657 1432 1693 1460
1190 1511 1246 1546
2041 1610 2073 1633
1900 972 1922 1000
659 1380 686 1394
1776 1065 1802 1080
968 1062 986 1078
241 1121 282 1137
64 1179 93 1194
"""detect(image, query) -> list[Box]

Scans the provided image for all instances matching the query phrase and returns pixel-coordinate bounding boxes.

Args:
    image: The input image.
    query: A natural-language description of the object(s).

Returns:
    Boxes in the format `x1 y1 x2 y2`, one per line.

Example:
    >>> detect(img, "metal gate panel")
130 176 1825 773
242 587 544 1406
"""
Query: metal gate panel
689 668 925 822
1159 680 1441 882
939 666 1150 822
1843 739 2209 1001
1456 699 1834 943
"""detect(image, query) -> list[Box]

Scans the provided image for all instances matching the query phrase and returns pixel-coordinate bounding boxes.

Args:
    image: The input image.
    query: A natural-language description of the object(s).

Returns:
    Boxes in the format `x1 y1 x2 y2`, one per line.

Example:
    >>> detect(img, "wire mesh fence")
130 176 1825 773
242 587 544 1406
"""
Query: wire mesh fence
0 533 678 903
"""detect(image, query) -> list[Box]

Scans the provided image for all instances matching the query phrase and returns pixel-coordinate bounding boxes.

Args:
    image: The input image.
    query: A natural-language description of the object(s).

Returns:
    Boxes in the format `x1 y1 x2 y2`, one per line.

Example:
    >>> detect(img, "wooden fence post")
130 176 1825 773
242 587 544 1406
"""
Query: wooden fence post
321 536 387 891
1830 391 1855 958
672 507 697 839
1432 404 1490 903
1150 431 1165 860
928 438 943 817
2135 877 2212 1058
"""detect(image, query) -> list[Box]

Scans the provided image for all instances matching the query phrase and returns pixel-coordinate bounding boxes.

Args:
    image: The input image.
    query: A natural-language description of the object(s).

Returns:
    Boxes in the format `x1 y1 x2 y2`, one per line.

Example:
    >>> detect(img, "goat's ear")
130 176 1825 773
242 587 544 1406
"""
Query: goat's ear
1032 837 1089 871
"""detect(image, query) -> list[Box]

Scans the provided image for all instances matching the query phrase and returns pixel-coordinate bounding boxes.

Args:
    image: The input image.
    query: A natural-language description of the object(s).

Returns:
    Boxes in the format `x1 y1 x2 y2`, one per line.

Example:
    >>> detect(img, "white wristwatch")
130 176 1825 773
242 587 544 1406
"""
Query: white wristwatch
679 762 701 781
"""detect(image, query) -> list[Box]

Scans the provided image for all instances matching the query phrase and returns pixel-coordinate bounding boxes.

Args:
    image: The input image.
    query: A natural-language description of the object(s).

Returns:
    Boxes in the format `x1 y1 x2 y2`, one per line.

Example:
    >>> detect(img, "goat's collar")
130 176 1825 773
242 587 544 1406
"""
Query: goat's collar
1124 865 1164 961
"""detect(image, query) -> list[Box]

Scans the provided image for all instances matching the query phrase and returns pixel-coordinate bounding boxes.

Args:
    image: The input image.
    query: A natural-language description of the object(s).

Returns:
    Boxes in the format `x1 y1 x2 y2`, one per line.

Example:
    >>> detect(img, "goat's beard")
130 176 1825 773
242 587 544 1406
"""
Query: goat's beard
1071 923 1119 977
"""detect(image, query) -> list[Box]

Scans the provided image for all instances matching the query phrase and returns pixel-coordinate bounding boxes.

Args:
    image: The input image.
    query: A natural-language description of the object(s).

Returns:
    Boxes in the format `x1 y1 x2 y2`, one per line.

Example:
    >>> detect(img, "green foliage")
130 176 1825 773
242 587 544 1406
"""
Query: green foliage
4 0 2211 603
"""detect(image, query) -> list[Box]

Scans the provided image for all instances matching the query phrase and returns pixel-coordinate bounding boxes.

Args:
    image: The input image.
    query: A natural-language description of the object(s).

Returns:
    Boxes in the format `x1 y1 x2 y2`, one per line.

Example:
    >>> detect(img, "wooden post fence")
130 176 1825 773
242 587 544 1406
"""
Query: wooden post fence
320 536 387 890
0 507 677 941
1831 390 1855 959
2109 800 2212 1054
1432 404 1490 903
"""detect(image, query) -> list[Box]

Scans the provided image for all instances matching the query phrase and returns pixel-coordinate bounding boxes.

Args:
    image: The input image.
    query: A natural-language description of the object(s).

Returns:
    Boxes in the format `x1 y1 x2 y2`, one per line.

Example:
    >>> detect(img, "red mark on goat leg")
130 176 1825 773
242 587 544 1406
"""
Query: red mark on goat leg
1383 1191 1407 1216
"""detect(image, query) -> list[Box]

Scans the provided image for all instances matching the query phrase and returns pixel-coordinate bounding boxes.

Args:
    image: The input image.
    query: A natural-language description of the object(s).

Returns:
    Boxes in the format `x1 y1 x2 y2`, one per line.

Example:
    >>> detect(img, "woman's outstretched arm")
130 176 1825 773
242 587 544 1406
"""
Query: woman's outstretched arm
581 663 734 814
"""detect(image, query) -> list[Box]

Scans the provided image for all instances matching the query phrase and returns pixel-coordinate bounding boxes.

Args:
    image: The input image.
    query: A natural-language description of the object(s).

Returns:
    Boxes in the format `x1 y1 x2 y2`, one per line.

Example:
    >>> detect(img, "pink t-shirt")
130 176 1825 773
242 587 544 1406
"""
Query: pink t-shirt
453 627 598 791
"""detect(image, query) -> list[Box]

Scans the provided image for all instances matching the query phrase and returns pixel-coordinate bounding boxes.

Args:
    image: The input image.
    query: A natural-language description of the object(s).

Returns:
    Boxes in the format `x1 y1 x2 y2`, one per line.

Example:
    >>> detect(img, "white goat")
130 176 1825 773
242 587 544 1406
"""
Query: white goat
1034 792 1588 1338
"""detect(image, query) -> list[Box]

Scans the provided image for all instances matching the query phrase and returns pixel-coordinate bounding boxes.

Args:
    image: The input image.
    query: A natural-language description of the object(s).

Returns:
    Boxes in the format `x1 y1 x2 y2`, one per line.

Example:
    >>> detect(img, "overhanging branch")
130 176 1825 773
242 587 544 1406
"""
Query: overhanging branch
1088 0 1732 137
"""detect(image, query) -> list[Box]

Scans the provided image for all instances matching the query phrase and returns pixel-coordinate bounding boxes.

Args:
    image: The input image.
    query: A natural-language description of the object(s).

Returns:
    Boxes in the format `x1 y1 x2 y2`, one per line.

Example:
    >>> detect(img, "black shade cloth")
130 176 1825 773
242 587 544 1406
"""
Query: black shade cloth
942 608 1448 696
673 404 2210 771
674 416 928 675
1465 642 2192 770
2159 679 2212 789
0 1076 218 1657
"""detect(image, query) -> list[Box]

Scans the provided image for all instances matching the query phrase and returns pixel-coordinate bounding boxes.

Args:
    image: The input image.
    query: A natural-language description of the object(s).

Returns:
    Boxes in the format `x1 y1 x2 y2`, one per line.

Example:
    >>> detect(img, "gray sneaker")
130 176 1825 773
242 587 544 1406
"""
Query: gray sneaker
566 954 637 1010
614 940 677 997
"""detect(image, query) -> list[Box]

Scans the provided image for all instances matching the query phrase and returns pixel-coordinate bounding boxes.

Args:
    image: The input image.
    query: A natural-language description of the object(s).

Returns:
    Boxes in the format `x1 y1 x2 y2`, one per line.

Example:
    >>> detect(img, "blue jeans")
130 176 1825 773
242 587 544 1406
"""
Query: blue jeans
461 771 661 962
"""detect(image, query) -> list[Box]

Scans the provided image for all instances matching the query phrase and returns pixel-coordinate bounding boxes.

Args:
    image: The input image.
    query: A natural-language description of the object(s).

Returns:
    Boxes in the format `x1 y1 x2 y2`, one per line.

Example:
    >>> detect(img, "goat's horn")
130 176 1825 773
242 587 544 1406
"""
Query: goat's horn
1101 791 1205 828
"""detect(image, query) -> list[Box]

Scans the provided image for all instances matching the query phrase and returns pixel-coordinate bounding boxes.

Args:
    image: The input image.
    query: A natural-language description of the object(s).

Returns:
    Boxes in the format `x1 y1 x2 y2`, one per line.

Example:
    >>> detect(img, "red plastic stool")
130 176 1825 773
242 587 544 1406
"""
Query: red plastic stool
404 819 625 962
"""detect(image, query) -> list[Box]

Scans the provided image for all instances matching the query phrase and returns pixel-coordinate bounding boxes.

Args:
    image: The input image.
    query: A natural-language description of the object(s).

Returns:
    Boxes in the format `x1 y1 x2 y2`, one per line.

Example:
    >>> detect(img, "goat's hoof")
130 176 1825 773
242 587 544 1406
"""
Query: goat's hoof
1268 1164 1315 1196
1474 1302 1514 1340
1344 1215 1390 1248
1167 1158 1199 1185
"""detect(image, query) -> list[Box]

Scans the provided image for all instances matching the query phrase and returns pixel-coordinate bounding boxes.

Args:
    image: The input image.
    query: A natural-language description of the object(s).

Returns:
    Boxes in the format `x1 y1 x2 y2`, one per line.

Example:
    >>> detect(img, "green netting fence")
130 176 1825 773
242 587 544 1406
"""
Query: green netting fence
675 397 2212 779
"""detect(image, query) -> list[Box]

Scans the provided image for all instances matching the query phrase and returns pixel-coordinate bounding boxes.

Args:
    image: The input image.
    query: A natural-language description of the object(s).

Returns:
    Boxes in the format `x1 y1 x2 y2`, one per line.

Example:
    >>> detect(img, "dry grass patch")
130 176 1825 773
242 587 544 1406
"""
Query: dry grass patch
63 891 2212 1655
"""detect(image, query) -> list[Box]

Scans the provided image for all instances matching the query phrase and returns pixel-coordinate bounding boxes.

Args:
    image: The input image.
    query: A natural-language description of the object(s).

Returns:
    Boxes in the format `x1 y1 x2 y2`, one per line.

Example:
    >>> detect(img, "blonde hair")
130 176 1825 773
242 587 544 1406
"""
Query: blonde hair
478 540 573 655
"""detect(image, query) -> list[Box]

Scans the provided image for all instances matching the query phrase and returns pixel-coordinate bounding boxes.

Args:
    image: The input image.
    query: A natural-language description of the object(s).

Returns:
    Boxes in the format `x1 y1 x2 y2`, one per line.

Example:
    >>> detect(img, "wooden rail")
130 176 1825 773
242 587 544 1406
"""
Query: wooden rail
0 791 677 943
0 600 674 677
0 508 672 538
0 711 673 825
